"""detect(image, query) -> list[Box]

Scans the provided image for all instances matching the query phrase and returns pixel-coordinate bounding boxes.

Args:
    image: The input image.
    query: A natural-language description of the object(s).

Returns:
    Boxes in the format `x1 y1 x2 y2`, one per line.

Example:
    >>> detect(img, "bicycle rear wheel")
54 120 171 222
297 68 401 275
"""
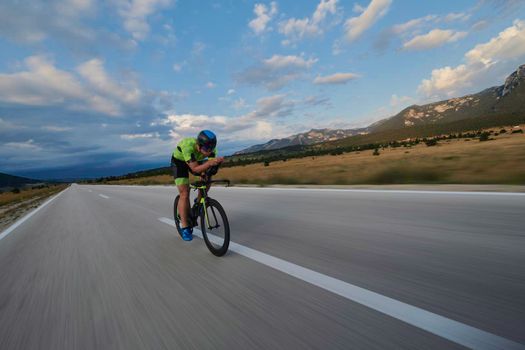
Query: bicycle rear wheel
200 198 230 256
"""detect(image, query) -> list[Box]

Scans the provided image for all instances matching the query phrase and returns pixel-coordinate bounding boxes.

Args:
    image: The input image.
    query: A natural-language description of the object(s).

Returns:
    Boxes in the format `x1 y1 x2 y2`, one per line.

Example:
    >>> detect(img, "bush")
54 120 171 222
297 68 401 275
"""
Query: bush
500 129 507 133
373 148 380 156
479 132 490 141
264 161 270 166
425 139 438 146
511 129 523 134
12 188 21 194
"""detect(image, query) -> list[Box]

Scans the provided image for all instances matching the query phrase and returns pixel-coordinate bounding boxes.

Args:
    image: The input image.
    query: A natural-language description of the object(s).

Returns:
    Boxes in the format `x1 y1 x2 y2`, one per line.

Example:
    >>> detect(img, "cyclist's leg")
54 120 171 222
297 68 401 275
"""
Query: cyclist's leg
172 157 191 228
177 183 191 228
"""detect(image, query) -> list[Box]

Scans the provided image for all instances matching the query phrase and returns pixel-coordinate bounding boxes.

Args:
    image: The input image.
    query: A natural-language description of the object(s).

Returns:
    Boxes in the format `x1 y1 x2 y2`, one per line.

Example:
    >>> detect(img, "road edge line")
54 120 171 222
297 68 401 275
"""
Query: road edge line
0 187 69 242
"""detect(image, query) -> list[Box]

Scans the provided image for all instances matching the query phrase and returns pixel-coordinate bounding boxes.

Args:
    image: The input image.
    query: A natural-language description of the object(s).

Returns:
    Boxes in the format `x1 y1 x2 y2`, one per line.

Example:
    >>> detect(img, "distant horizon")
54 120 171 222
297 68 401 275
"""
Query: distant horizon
2 0 525 178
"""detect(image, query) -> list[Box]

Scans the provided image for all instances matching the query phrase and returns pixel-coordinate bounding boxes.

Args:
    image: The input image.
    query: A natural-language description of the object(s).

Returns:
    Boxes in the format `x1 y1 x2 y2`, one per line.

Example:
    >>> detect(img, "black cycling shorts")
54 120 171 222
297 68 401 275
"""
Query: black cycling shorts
171 156 190 185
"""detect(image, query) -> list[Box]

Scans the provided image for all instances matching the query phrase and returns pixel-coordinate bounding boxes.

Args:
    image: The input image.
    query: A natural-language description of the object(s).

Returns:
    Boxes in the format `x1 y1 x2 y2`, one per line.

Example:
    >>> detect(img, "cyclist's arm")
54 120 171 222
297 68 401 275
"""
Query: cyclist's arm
187 158 222 174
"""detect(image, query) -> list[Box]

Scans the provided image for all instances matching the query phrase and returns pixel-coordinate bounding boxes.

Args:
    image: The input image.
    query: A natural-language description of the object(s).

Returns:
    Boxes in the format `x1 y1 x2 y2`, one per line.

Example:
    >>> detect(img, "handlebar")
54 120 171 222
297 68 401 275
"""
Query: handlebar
191 179 230 188
190 162 229 188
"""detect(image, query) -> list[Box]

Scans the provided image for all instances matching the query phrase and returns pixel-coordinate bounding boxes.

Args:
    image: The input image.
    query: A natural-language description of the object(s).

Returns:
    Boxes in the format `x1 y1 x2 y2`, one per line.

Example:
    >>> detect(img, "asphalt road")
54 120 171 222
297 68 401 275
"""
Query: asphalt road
0 184 524 349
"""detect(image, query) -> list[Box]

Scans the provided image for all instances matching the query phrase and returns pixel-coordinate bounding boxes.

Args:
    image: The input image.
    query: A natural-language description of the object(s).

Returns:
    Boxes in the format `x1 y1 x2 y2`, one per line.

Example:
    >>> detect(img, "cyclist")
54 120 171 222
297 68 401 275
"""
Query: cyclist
171 130 224 241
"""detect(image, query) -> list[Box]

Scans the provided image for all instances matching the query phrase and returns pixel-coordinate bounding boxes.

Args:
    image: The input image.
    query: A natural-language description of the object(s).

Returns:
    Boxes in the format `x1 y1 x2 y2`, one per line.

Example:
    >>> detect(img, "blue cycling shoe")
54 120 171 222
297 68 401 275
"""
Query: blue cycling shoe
181 227 193 241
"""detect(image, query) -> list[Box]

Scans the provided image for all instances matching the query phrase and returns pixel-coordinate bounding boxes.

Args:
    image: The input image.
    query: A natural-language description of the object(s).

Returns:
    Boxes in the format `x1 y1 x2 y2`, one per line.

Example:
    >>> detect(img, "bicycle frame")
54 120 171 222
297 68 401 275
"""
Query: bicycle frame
190 179 230 229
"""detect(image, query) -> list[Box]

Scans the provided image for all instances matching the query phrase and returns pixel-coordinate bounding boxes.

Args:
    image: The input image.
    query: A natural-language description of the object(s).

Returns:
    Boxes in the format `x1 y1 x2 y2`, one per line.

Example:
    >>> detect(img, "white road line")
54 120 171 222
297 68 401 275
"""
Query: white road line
158 216 524 350
226 187 525 196
97 184 525 196
0 189 68 242
99 194 109 199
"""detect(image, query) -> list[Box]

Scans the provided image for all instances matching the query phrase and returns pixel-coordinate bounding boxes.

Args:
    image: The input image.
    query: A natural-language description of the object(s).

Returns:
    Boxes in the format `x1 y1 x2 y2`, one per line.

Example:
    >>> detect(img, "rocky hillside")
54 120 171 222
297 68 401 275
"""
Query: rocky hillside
371 64 525 132
236 64 524 154
234 128 368 155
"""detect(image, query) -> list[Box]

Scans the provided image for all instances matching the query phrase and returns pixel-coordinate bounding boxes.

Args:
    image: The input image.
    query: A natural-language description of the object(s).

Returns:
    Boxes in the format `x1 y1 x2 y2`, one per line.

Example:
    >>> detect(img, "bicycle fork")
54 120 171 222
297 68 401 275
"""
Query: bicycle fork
201 198 220 230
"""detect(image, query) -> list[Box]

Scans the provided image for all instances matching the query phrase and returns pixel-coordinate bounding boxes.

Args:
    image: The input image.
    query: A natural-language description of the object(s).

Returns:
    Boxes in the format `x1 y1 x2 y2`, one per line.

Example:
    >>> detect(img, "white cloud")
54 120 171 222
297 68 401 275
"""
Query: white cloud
77 58 141 105
245 94 295 119
403 29 467 50
120 132 160 140
114 0 173 41
353 3 365 13
206 82 216 89
0 55 143 116
159 113 272 141
278 0 338 43
249 2 278 35
173 63 183 72
344 0 392 42
264 55 317 69
0 118 21 131
0 56 87 106
391 15 437 35
390 94 415 108
303 95 330 107
0 0 96 44
227 89 236 95
472 20 489 32
376 13 472 52
58 0 96 17
232 98 246 110
163 96 294 142
418 20 525 99
313 72 359 84
466 20 525 64
442 12 471 22
236 55 317 90
42 126 73 132
5 139 42 151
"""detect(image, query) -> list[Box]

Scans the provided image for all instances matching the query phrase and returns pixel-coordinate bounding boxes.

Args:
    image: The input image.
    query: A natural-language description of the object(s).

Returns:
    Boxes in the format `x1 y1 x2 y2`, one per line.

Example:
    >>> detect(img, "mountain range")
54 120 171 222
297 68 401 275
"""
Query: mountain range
235 64 525 155
0 172 42 189
234 128 368 155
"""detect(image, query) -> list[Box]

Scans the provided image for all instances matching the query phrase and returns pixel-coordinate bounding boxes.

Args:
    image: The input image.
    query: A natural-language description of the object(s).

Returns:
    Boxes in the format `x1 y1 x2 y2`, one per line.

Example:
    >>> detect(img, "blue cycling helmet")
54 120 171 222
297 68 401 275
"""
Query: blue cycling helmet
197 130 217 151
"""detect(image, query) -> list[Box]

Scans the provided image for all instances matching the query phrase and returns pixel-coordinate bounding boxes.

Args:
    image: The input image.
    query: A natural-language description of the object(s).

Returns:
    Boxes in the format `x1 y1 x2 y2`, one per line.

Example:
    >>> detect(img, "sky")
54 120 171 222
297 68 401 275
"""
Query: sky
1 0 525 179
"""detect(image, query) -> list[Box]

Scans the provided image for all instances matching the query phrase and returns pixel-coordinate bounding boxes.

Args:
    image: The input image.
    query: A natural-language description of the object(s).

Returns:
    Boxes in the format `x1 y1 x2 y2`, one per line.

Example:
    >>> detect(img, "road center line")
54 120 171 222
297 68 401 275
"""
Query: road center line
0 189 68 242
99 194 109 199
158 216 524 350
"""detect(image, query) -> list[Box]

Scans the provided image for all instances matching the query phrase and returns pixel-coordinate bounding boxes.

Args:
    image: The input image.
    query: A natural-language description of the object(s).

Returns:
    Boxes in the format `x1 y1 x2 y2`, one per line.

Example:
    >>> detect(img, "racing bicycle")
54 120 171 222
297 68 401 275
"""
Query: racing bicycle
173 168 230 256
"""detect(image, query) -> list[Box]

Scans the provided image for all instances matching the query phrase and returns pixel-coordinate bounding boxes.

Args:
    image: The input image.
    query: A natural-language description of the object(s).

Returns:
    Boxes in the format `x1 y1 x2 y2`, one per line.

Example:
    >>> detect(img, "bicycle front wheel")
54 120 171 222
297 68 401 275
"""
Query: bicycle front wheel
200 198 230 256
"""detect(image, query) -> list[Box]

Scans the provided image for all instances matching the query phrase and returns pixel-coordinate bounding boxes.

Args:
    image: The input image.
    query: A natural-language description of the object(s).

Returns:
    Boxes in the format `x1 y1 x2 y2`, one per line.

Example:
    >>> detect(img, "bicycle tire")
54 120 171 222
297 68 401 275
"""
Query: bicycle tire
200 198 230 256
173 195 183 238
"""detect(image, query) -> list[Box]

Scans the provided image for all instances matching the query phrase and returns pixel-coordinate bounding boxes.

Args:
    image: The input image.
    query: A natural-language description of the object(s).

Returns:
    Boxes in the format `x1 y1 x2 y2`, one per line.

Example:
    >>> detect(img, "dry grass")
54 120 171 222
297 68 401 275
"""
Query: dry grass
103 127 525 186
0 184 69 207
217 129 525 185
0 184 69 231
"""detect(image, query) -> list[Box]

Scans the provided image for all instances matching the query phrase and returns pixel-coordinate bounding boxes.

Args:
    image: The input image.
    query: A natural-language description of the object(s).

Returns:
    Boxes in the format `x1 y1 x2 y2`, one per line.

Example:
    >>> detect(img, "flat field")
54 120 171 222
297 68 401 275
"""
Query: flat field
104 127 525 186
